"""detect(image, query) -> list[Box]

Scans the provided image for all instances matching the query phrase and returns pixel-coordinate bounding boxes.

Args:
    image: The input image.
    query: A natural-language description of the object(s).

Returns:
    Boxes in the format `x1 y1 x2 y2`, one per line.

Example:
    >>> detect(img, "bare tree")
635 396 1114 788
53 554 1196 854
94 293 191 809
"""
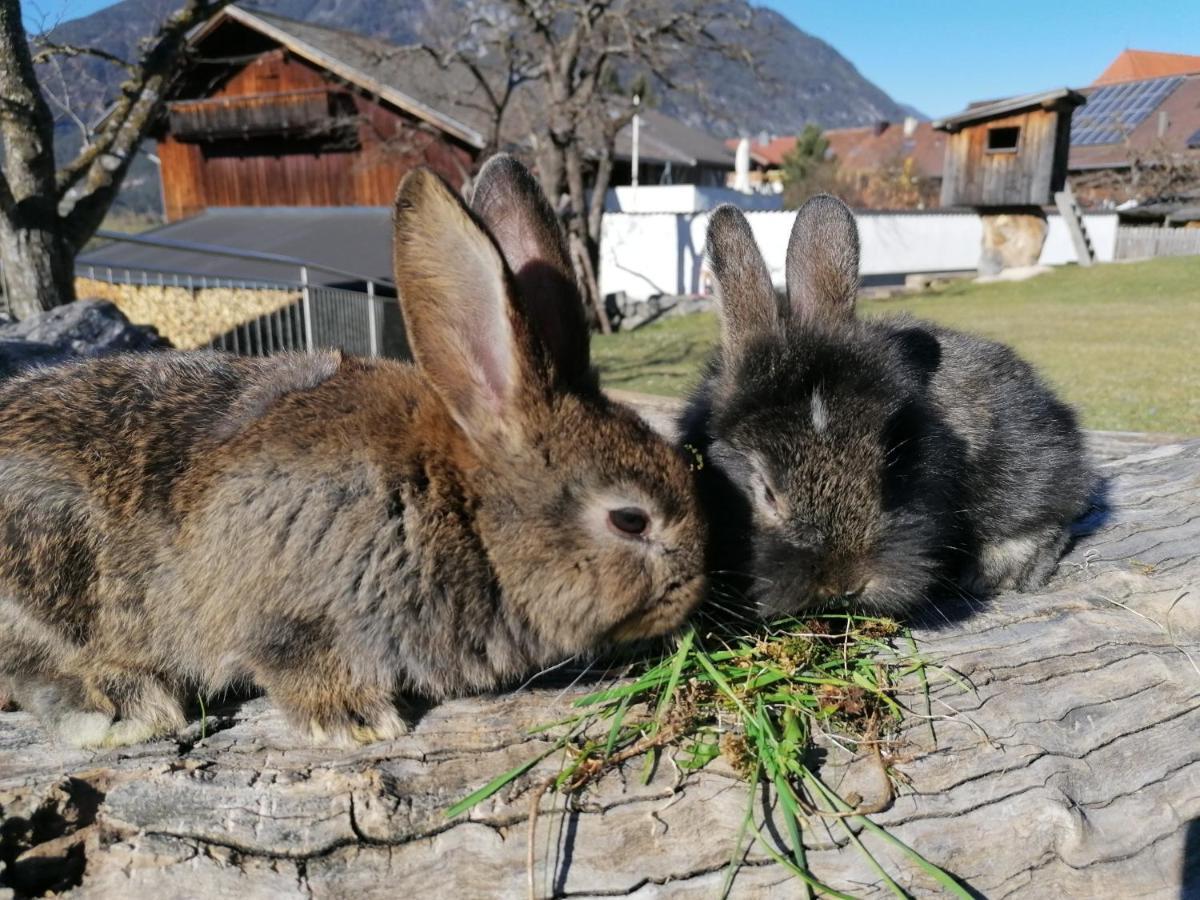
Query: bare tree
421 0 744 332
416 1 542 161
1073 139 1200 210
0 0 231 320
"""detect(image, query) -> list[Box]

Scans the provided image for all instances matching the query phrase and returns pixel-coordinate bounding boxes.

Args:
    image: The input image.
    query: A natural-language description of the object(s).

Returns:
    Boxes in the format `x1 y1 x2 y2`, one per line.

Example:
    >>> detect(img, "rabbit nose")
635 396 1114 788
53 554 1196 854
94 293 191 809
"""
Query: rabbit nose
813 578 869 604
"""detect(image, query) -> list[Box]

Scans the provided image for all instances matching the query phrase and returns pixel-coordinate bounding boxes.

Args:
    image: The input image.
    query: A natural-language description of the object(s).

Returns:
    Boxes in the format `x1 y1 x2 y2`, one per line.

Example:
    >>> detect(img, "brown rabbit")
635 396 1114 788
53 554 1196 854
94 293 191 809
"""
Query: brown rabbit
0 156 706 748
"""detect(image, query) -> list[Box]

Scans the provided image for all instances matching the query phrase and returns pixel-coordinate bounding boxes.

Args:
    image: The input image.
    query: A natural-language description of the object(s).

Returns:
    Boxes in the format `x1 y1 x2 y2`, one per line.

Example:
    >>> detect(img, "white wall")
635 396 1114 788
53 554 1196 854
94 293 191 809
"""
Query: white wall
1041 213 1118 265
599 210 1121 300
605 185 784 214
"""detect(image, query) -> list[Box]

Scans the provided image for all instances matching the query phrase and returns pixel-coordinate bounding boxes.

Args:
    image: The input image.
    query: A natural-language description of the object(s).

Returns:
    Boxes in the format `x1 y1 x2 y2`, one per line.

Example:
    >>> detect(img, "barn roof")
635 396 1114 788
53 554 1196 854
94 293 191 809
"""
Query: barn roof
932 87 1086 132
188 6 488 148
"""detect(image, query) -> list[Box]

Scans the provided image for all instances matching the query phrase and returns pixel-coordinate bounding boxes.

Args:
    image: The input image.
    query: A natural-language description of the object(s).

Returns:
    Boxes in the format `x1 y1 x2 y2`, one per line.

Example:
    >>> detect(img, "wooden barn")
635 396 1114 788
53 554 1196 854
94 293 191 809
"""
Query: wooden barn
933 88 1085 208
155 6 487 221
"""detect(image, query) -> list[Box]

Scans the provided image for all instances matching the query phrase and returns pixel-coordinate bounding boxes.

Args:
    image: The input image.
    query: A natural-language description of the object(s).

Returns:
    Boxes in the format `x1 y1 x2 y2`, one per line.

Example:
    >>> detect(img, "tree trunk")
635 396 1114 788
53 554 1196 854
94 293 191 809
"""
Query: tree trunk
0 0 72 319
0 216 77 319
563 143 610 333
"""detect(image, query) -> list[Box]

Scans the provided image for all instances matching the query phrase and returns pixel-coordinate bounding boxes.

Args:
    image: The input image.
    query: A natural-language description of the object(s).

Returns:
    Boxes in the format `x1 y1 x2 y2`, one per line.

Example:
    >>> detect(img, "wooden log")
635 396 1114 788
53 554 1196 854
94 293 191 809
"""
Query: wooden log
1 398 1198 898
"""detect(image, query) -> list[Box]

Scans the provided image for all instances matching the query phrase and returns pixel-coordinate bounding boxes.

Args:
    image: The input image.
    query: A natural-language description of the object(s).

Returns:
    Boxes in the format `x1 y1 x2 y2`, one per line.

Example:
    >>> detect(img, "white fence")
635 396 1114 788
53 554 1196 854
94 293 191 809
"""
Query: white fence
599 210 1121 300
1114 226 1200 260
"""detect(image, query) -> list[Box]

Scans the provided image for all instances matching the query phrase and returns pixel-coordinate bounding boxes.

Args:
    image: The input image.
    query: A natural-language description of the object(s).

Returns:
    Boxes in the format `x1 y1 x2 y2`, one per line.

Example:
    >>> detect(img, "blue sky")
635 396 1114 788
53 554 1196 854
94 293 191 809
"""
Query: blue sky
25 0 1200 118
764 0 1200 117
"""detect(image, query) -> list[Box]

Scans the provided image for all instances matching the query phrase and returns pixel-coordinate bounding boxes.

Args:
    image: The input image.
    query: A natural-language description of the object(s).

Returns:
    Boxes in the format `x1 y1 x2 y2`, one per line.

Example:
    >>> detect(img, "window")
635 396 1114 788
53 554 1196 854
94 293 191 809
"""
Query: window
986 126 1021 153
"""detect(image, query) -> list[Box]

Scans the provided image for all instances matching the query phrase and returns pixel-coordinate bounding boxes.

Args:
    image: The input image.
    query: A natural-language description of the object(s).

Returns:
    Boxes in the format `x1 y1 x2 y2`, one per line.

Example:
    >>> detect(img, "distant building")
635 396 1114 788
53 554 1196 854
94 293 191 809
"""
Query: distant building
1067 61 1200 217
933 88 1083 208
823 118 946 195
612 109 736 187
932 50 1200 216
156 6 488 221
724 117 946 205
1092 49 1200 86
728 50 1200 215
156 7 734 222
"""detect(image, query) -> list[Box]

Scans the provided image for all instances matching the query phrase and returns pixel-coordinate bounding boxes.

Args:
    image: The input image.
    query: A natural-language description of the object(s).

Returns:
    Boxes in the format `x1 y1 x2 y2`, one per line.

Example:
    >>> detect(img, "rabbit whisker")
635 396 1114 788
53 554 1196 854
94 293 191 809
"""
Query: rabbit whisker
510 654 580 695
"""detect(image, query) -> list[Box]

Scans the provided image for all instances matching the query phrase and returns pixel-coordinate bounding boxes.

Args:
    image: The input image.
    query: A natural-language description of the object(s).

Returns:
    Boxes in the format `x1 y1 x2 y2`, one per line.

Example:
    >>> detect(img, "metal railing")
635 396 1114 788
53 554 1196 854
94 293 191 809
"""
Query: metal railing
73 230 403 359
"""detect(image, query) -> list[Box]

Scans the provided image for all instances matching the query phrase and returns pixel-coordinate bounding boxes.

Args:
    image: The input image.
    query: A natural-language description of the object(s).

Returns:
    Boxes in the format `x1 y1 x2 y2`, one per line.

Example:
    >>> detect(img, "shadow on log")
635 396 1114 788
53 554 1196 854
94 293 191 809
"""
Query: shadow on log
1 396 1198 898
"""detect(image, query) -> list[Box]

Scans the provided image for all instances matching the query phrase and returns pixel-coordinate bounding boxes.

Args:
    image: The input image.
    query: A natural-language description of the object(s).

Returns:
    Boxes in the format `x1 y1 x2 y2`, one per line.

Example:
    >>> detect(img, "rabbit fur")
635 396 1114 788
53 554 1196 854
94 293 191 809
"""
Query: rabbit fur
0 156 706 748
682 197 1095 619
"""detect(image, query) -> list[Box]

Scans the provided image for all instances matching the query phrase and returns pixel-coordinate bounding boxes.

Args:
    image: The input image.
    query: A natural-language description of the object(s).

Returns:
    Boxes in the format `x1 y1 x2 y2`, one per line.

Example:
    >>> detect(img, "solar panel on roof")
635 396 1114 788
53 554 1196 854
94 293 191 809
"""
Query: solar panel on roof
1071 76 1184 146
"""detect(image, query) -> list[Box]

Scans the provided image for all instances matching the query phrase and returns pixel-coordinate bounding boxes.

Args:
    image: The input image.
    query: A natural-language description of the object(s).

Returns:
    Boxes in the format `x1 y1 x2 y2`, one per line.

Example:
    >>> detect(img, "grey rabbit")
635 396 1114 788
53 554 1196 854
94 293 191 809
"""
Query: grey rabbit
0 155 706 748
682 196 1095 619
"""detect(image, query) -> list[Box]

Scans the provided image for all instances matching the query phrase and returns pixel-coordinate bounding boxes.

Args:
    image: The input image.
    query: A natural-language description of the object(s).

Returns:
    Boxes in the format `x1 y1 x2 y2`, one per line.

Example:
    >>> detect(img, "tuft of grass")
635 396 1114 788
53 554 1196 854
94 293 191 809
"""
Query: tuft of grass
593 257 1200 435
449 616 970 897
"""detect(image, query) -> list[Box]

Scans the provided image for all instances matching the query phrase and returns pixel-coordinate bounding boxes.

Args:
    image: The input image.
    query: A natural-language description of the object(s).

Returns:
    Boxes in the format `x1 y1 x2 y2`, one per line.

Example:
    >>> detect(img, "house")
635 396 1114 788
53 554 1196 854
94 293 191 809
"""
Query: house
724 118 946 205
156 7 735 222
155 6 488 221
823 118 946 204
720 135 794 192
611 109 736 187
726 49 1200 215
933 88 1084 208
936 50 1200 215
1067 63 1200 215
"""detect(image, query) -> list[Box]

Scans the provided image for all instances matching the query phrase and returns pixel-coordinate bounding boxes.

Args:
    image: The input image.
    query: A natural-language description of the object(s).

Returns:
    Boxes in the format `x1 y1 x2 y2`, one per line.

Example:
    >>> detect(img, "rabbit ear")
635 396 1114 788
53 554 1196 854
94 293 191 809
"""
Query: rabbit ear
785 194 860 325
706 205 781 366
392 168 529 445
470 154 590 385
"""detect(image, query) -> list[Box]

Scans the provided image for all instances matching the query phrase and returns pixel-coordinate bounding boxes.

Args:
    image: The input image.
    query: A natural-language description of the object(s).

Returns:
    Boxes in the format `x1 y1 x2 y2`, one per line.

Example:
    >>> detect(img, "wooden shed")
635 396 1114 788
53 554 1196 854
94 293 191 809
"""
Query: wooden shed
154 6 487 221
933 88 1085 207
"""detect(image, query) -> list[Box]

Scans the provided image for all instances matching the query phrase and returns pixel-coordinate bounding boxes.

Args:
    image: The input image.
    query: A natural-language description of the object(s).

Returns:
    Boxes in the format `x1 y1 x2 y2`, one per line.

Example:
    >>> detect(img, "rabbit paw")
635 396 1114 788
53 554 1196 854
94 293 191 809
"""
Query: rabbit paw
307 707 409 747
57 711 118 748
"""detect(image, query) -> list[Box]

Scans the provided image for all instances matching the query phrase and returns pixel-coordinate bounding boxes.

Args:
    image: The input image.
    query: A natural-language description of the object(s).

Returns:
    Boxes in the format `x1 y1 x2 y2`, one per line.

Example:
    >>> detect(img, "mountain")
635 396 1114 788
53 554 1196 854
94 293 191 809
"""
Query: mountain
40 1 921 213
44 0 917 136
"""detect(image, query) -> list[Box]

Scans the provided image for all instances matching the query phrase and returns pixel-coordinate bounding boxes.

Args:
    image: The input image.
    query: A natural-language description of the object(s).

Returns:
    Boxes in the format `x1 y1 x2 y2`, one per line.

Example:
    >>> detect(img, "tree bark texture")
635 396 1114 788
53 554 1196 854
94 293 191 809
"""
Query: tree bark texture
0 0 230 319
1 399 1198 898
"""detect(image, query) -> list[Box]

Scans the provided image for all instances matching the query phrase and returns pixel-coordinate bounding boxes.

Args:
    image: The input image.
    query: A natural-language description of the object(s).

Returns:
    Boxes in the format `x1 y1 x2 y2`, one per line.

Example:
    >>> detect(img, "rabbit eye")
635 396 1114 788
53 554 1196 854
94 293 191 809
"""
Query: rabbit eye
608 507 650 537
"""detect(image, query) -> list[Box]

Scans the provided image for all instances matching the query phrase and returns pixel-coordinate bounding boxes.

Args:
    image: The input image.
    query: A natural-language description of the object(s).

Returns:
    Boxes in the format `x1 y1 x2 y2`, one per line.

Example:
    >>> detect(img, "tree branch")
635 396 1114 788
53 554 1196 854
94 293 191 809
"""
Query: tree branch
31 40 136 74
58 0 234 240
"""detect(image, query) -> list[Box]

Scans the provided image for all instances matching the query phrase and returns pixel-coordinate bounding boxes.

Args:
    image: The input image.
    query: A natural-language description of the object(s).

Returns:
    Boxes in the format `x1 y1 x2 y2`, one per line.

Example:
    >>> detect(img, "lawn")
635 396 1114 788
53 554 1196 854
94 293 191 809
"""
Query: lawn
593 256 1200 435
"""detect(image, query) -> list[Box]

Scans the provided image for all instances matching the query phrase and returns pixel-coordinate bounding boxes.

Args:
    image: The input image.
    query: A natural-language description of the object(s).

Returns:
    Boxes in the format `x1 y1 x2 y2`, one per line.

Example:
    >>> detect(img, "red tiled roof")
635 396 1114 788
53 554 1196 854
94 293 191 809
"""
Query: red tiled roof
723 135 798 167
824 122 946 178
726 123 945 178
1093 50 1200 85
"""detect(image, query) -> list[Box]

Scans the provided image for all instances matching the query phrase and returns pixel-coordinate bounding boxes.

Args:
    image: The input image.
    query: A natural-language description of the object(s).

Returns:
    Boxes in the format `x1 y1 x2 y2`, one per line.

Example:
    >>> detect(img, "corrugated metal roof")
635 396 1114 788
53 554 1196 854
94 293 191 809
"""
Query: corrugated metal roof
78 207 394 288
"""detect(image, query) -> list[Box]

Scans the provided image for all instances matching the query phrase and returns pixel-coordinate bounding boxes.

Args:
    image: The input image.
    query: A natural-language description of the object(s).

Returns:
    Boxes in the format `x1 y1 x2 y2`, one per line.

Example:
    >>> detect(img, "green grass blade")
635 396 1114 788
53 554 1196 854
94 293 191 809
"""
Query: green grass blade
907 633 937 747
719 759 762 900
654 627 695 723
446 739 565 818
749 823 858 900
603 694 633 757
694 646 753 718
804 771 973 900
